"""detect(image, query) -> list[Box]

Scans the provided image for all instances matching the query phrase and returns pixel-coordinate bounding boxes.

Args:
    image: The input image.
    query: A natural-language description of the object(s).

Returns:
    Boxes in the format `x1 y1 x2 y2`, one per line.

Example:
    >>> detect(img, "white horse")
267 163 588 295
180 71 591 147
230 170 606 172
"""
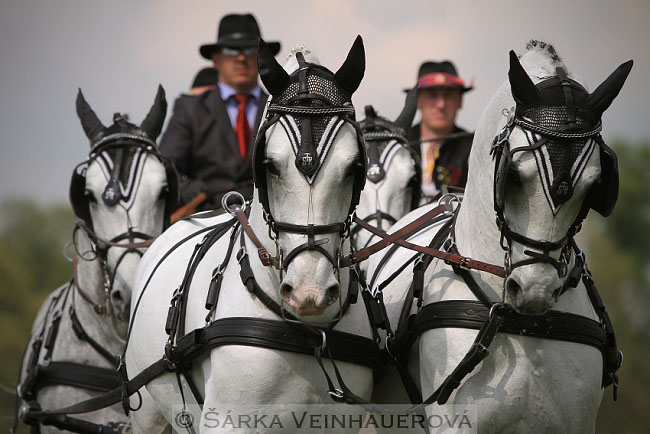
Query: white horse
353 89 420 274
16 87 174 433
126 38 379 433
367 40 632 432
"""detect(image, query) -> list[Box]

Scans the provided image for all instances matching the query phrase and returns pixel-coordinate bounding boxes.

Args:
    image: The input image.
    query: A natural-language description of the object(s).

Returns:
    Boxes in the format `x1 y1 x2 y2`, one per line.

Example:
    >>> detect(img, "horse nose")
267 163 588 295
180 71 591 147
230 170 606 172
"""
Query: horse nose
280 281 340 317
505 266 560 315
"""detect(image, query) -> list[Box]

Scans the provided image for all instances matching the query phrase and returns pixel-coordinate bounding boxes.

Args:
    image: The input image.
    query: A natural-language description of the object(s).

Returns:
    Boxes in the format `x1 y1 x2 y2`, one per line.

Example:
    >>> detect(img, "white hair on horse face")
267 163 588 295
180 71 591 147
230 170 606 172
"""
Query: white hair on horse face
283 44 321 73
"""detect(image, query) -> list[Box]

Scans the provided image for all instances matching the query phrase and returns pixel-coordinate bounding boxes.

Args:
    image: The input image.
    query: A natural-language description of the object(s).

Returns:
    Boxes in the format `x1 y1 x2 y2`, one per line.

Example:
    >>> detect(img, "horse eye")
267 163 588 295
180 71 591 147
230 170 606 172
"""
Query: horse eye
158 186 169 201
263 159 280 177
507 166 522 187
84 189 97 203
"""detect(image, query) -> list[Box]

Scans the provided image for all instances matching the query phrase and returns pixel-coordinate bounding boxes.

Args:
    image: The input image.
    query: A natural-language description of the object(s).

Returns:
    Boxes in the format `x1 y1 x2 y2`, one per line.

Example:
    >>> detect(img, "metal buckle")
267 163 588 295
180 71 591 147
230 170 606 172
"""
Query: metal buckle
221 191 247 215
472 342 489 355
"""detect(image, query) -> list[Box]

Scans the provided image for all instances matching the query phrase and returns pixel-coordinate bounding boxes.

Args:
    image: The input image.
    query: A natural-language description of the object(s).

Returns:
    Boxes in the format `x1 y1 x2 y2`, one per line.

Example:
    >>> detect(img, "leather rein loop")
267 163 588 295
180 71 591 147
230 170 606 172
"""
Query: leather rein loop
340 204 506 278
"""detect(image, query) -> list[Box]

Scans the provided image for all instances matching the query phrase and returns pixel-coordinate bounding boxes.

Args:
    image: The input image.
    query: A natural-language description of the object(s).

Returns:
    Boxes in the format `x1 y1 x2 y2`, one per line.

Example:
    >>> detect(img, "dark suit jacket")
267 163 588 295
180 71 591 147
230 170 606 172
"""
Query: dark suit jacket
160 86 268 211
409 124 473 189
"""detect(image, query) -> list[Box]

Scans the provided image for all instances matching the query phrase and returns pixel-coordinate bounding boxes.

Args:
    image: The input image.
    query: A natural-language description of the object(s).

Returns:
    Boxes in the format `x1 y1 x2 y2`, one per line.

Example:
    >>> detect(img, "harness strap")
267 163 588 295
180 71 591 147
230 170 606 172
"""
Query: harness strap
69 303 120 367
22 362 120 394
29 316 383 418
340 203 453 267
234 209 280 268
75 222 154 249
349 211 506 277
20 403 128 434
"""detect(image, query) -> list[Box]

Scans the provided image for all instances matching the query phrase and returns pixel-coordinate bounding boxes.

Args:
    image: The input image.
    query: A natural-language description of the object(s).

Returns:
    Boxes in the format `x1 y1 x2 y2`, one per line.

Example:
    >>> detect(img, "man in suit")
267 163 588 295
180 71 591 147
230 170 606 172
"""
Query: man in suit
407 60 474 201
160 13 281 212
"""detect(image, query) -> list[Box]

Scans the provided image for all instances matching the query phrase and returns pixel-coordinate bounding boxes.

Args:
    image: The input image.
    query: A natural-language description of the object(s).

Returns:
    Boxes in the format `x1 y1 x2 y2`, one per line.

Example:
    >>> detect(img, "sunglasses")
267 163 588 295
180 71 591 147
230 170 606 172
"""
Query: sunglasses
221 47 258 57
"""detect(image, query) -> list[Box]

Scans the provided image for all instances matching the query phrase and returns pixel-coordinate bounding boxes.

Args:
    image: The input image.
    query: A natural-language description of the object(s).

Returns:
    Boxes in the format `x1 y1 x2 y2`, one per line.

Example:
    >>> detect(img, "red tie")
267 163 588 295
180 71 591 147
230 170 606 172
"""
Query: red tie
234 94 252 159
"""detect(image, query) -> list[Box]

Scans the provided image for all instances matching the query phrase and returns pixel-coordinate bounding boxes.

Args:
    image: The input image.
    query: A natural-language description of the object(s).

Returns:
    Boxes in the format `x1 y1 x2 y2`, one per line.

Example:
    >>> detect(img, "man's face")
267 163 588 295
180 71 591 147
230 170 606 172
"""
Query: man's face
418 87 463 134
212 47 258 92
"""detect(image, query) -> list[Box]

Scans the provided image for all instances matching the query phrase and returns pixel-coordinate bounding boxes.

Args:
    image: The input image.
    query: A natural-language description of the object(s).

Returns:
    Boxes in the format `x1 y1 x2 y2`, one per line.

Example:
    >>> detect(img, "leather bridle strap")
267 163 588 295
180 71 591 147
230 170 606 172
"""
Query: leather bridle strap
72 256 107 316
342 207 506 278
234 209 280 268
340 204 453 267
75 222 154 249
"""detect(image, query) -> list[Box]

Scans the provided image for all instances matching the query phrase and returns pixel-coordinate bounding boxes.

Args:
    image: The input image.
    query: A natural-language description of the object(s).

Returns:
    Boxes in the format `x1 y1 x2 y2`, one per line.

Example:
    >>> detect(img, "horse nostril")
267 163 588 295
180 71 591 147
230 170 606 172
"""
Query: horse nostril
506 278 521 300
325 284 339 305
111 290 123 302
280 283 293 301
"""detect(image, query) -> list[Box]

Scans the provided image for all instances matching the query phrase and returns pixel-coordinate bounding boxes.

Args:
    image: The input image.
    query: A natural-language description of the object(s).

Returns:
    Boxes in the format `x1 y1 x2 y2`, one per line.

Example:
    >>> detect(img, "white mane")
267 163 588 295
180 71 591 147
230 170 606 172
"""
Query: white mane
283 44 321 73
517 40 585 88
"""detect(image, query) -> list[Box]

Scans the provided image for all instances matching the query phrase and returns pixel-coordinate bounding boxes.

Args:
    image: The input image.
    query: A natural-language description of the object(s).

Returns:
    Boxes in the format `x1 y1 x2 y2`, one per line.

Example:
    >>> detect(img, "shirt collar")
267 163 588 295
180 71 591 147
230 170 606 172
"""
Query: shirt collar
218 82 261 101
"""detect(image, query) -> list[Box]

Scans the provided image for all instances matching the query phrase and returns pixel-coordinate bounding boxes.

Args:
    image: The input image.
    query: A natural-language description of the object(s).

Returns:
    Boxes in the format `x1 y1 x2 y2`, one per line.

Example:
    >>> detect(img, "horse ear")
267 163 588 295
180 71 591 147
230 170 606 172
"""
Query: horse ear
590 60 633 116
258 38 289 96
76 88 105 142
140 84 167 140
335 35 365 96
394 85 418 132
508 50 540 107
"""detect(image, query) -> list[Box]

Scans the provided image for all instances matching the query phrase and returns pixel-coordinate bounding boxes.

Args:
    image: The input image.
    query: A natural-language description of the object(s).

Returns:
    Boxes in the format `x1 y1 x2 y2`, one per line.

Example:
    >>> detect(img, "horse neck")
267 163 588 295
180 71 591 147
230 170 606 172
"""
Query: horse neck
73 236 126 350
455 82 511 267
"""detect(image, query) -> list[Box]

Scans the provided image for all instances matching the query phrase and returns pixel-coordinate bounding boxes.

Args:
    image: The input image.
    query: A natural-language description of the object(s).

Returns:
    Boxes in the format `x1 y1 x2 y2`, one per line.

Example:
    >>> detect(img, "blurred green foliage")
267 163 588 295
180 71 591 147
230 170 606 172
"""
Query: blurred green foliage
0 141 648 432
0 200 74 430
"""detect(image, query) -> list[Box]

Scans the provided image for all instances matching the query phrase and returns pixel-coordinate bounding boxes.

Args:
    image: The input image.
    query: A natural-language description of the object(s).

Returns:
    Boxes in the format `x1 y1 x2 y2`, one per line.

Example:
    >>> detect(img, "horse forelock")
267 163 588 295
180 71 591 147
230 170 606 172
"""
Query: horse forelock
517 39 586 86
283 44 321 73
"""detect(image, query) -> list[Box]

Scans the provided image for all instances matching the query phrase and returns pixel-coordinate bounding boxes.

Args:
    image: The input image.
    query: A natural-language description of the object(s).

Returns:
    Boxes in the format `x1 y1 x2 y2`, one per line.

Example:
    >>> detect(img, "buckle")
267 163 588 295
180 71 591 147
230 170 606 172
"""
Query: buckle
472 342 489 356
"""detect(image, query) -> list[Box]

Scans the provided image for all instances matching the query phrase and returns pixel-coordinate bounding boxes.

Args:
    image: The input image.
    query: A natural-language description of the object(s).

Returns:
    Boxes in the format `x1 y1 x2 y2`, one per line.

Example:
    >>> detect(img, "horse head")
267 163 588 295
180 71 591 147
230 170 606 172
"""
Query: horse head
464 41 632 314
70 86 177 332
251 37 365 317
354 87 420 254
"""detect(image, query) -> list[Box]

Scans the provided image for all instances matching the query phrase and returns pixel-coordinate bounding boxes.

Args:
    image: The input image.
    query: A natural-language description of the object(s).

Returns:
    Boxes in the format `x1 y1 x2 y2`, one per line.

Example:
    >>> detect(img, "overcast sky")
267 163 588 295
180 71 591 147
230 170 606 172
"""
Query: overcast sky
1 0 648 205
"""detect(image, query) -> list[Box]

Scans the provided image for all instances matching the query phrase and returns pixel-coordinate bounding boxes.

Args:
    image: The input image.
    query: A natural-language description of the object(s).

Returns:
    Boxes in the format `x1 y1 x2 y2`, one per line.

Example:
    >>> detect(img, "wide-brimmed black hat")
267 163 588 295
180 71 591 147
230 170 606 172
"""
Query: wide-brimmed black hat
200 13 281 59
412 60 473 93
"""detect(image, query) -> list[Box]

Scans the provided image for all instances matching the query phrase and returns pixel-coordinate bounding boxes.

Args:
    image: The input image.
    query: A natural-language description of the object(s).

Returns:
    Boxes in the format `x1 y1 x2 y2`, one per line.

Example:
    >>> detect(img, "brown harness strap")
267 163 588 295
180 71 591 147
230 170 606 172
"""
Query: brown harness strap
342 205 506 278
234 209 281 269
340 204 453 267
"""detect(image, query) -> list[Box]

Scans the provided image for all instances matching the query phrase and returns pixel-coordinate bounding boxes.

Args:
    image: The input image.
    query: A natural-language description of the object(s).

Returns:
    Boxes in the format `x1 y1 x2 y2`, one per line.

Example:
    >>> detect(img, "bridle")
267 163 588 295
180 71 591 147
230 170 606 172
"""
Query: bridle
352 106 422 249
70 135 178 316
248 52 368 274
490 66 616 281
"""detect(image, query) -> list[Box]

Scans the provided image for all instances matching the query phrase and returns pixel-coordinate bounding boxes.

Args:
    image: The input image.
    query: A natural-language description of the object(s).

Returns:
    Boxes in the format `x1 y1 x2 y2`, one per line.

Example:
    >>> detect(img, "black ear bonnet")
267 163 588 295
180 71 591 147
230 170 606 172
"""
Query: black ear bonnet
360 105 421 210
70 87 178 230
493 52 632 221
253 39 367 219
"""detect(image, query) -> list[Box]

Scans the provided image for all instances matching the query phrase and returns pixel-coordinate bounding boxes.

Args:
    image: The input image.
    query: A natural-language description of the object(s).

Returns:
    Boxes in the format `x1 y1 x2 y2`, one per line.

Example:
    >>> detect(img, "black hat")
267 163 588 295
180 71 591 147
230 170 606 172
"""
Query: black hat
191 67 219 88
199 13 281 59
415 60 473 92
